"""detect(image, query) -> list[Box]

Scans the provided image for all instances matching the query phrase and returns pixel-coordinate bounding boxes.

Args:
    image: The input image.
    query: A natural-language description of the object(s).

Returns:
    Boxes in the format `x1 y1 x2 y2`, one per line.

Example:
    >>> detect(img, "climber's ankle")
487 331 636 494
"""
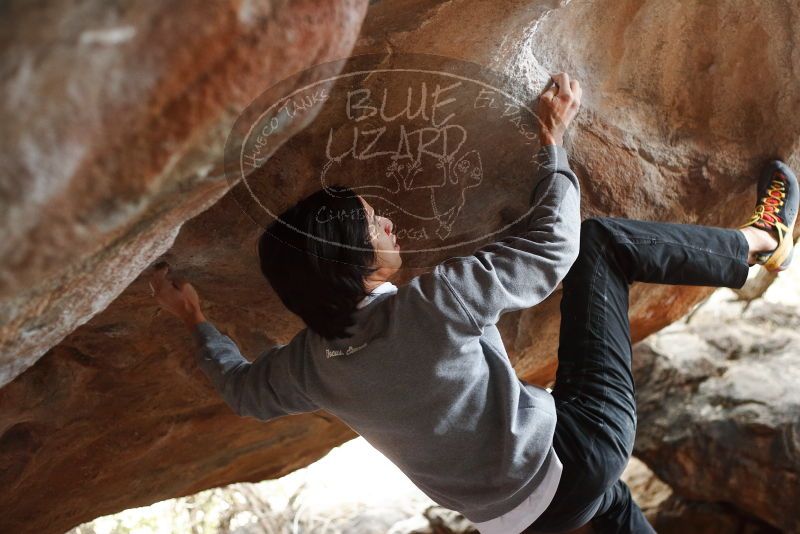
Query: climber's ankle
739 226 778 265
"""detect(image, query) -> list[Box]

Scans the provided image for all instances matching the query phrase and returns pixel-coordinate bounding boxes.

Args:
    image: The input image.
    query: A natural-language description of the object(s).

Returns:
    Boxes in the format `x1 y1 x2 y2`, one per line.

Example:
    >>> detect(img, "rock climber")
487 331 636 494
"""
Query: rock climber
151 71 797 533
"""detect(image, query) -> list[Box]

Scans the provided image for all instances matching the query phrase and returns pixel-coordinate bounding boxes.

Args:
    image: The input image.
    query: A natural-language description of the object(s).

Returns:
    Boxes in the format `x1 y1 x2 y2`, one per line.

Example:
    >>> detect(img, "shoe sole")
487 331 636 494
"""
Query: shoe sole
760 161 798 272
762 224 794 271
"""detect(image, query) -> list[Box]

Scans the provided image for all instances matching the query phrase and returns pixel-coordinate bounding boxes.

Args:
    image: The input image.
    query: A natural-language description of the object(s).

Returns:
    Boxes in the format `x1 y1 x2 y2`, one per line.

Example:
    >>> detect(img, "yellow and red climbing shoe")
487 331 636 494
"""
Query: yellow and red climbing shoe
739 160 798 272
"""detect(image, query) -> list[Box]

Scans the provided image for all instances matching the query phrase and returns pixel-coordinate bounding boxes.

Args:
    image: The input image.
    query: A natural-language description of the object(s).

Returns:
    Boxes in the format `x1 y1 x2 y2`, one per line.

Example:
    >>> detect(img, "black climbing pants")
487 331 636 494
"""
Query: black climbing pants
522 216 751 533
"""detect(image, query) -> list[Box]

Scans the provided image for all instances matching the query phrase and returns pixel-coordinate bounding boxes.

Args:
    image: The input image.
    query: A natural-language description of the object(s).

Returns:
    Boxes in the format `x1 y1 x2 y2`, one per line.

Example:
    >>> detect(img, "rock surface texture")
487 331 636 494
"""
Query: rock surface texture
352 0 800 380
622 457 780 534
0 0 369 532
1 0 800 532
0 0 368 386
633 295 800 532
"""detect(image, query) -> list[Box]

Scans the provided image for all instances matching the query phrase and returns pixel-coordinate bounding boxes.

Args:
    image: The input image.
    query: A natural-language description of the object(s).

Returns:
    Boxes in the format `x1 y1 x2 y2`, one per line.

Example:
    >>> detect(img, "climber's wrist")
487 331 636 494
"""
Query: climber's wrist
182 308 207 329
539 130 563 146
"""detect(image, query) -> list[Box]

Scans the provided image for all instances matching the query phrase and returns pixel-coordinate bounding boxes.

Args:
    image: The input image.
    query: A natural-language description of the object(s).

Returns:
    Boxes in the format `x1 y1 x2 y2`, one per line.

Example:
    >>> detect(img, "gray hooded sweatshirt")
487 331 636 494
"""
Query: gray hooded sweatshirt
191 143 582 524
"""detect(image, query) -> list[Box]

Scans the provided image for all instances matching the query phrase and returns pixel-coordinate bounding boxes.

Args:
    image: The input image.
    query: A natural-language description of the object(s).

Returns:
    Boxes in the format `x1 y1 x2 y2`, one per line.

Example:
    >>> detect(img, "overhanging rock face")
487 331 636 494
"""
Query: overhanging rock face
350 0 800 374
1 0 799 532
0 0 369 532
0 0 369 387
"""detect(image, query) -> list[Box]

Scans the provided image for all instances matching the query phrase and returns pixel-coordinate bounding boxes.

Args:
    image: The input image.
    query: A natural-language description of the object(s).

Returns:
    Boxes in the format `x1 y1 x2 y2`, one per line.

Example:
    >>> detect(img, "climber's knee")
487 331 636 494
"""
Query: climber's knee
578 217 614 257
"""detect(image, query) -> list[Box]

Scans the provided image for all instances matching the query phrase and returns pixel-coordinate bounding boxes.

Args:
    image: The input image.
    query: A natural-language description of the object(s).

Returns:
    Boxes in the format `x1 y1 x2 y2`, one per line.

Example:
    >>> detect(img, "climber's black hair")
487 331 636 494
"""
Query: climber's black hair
257 184 379 340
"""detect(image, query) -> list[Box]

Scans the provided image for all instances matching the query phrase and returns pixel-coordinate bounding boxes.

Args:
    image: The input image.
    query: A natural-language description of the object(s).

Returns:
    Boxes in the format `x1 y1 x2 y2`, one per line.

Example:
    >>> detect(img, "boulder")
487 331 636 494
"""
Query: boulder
2 0 800 532
647 495 782 534
622 456 778 534
353 0 800 373
633 298 800 532
0 0 369 531
0 0 368 387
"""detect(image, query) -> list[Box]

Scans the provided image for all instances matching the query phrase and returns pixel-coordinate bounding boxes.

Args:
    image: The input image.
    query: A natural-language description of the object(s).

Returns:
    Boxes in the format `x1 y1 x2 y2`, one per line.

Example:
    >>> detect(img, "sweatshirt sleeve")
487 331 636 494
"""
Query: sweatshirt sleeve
434 143 581 332
191 321 318 420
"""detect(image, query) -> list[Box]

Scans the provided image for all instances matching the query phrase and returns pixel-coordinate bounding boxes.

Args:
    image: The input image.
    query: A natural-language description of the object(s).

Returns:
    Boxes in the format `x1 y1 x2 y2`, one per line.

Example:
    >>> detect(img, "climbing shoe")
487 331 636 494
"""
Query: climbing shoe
739 159 798 272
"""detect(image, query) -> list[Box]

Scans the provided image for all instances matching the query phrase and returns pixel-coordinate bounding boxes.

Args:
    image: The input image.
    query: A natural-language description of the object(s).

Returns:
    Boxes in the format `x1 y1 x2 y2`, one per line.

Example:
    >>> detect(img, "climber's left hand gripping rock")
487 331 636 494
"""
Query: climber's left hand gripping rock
150 261 206 328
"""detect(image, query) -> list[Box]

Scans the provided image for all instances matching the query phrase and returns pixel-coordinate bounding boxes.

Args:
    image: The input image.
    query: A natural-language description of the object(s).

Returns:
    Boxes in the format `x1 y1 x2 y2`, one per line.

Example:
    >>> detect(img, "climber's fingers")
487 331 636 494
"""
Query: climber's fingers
167 272 187 291
569 79 582 104
551 72 571 99
149 262 202 323
536 72 581 145
542 83 558 103
151 261 171 294
150 261 187 300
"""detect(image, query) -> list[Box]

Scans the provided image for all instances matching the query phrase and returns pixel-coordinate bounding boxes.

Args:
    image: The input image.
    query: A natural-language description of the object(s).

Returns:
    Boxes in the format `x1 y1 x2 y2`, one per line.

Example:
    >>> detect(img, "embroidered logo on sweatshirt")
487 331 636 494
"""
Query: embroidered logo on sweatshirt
325 342 368 358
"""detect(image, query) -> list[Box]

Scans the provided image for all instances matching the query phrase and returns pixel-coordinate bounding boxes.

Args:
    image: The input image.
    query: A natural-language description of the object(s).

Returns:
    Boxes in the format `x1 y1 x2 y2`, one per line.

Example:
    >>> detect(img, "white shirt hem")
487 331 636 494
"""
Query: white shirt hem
471 446 563 534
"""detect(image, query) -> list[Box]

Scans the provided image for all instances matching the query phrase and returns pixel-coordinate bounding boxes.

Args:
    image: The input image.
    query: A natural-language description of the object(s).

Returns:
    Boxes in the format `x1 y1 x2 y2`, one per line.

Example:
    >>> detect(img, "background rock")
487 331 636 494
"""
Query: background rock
622 457 779 534
2 0 800 532
633 297 800 532
647 495 782 534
